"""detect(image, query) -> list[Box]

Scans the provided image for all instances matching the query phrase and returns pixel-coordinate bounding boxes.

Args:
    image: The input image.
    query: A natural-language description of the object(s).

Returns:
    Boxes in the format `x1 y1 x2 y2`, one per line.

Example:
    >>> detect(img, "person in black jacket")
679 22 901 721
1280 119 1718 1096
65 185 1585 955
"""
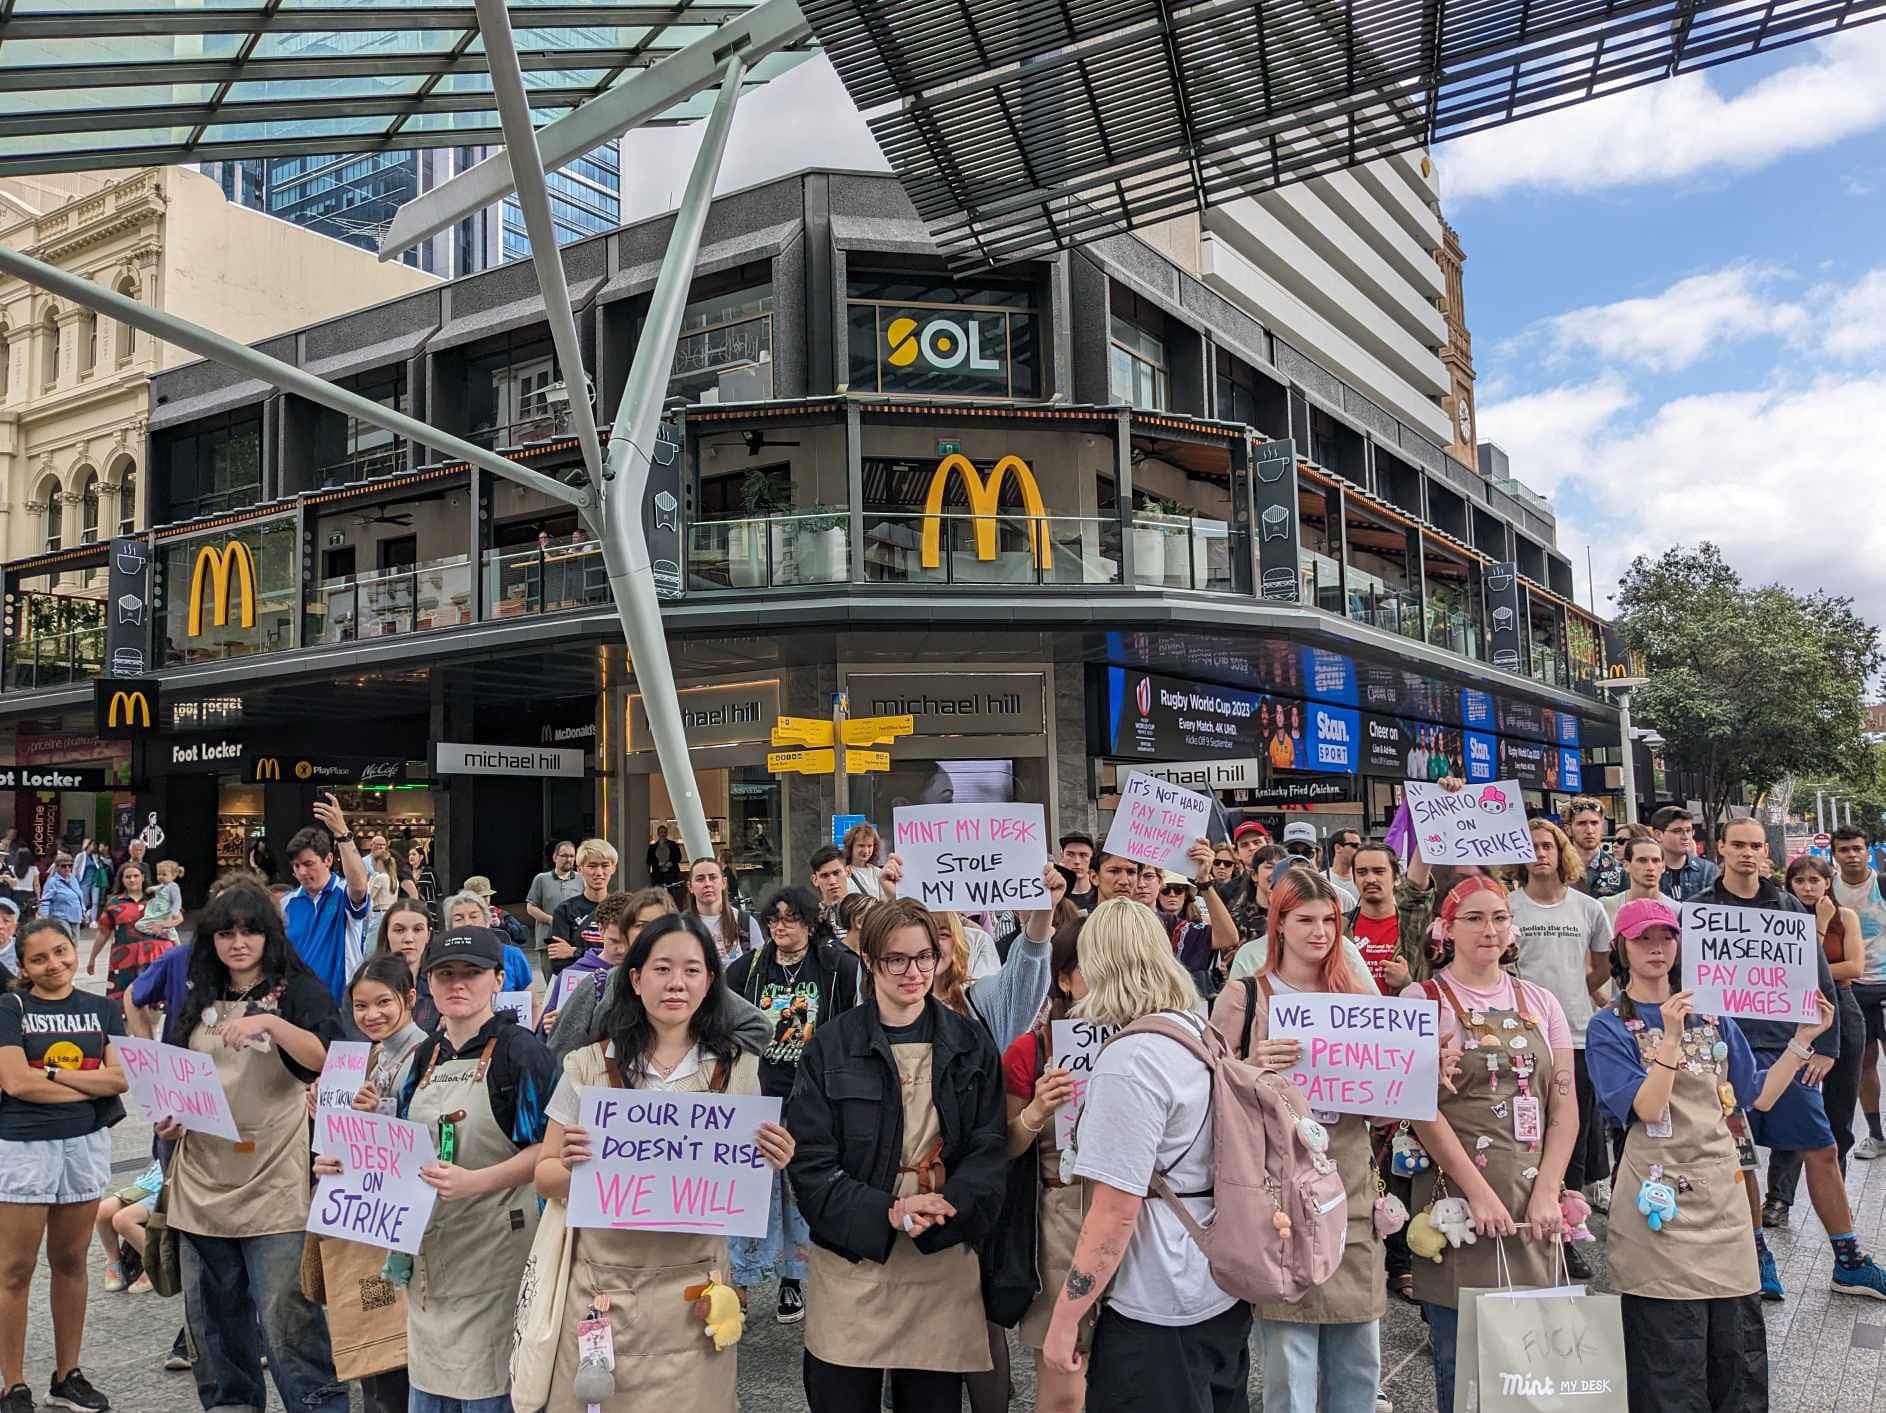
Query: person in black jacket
724 885 861 1324
786 897 1007 1412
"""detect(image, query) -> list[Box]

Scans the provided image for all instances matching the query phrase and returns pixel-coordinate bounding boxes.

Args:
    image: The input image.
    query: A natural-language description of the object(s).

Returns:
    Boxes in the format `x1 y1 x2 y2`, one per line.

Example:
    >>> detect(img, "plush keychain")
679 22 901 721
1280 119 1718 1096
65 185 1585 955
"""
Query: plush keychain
1372 1192 1410 1239
1406 1210 1448 1262
1637 1178 1679 1232
683 1270 745 1351
573 1295 616 1413
1559 1189 1594 1243
1429 1196 1478 1248
1391 1129 1432 1177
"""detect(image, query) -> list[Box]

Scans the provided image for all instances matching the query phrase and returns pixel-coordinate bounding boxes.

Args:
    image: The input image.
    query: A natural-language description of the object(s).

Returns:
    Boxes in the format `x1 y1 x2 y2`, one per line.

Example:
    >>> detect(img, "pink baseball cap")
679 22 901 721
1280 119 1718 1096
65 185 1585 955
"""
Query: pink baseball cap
1614 896 1679 940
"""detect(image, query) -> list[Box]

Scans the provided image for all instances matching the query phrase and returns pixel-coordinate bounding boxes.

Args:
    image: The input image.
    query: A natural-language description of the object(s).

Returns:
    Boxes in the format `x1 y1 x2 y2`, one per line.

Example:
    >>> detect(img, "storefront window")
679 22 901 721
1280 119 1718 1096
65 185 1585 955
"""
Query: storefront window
1215 348 1287 437
159 518 298 666
1424 546 1482 659
649 764 782 906
1527 596 1566 688
322 368 409 483
1344 504 1419 640
217 784 265 870
669 283 773 405
1566 611 1601 692
846 272 1039 399
1299 483 1342 613
157 408 263 522
1109 287 1169 410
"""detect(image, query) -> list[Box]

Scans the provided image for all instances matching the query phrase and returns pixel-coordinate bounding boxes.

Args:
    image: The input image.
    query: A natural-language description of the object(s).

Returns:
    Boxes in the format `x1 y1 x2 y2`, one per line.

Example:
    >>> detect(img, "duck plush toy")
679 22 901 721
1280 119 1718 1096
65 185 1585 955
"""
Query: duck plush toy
1406 1209 1448 1263
683 1270 745 1352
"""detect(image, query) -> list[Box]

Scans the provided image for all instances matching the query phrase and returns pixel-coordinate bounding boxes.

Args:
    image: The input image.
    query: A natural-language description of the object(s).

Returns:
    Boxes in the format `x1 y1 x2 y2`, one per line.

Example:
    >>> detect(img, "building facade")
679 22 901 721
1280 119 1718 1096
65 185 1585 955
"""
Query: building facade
0 167 1618 905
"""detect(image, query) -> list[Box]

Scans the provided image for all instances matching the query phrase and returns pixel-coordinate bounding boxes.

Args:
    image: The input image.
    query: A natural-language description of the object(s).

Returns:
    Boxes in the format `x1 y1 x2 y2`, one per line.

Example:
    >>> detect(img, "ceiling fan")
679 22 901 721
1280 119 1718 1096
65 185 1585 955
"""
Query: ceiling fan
742 429 800 456
355 508 414 528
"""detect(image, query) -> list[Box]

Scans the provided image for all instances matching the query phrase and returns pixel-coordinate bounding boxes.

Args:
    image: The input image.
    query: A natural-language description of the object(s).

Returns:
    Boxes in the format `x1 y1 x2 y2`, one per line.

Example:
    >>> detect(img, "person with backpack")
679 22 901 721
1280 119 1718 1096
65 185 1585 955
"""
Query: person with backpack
1400 875 1578 1413
1209 869 1392 1413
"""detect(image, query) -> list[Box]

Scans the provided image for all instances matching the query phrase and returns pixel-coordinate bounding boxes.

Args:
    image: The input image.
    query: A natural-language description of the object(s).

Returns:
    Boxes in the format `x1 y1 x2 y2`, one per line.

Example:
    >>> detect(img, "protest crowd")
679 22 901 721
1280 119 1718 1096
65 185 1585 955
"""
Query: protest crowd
2 777 1883 1413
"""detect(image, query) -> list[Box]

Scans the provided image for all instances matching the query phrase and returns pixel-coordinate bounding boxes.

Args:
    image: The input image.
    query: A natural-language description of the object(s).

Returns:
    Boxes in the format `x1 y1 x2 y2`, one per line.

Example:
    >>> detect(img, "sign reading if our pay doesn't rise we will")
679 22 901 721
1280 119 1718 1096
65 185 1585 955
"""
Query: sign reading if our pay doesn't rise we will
892 803 1049 910
1103 772 1215 873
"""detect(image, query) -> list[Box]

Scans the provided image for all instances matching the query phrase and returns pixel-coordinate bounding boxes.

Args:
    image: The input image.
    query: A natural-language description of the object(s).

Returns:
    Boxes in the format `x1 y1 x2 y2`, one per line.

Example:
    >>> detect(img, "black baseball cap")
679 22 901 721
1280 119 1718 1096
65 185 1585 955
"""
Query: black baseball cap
420 927 506 977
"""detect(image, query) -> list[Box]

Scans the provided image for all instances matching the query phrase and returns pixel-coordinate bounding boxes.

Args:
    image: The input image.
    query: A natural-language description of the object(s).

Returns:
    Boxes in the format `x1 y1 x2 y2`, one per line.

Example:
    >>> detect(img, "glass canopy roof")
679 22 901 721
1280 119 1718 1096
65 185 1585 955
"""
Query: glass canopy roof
0 0 811 174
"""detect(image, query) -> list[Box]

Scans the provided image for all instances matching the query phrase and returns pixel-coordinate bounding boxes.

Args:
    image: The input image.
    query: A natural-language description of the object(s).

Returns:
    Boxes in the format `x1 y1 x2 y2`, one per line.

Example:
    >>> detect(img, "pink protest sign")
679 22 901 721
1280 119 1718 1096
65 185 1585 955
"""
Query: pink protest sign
115 1037 239 1141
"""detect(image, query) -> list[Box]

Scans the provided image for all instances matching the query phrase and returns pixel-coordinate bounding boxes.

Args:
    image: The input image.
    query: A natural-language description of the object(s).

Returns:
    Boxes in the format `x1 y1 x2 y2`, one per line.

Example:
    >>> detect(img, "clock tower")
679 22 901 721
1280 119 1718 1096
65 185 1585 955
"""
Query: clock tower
1435 221 1477 472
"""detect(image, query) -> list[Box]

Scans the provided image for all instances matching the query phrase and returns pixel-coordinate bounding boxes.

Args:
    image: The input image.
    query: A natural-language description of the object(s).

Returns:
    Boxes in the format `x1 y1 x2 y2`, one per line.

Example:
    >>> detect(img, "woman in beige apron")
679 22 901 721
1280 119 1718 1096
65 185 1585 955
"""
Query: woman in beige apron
1587 896 1830 1413
1211 869 1389 1413
534 914 794 1413
155 882 348 1413
786 898 1009 1413
998 924 1091 1413
1402 876 1577 1413
397 925 557 1413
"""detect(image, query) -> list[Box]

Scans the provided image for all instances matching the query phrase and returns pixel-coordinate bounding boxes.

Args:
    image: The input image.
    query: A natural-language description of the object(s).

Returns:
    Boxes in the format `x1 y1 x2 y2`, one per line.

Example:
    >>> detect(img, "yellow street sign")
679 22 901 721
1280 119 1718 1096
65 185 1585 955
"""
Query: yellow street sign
846 749 892 774
768 748 836 775
841 714 915 746
771 716 835 748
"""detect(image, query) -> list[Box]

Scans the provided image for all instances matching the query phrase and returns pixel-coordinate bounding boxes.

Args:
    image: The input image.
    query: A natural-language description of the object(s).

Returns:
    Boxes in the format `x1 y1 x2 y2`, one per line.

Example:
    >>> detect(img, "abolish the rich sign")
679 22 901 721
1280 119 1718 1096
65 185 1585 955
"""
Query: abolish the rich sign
566 1088 782 1239
307 1110 439 1255
892 803 1049 910
1680 901 1821 1024
1404 779 1536 866
1103 772 1214 873
115 1037 239 1141
1267 993 1441 1121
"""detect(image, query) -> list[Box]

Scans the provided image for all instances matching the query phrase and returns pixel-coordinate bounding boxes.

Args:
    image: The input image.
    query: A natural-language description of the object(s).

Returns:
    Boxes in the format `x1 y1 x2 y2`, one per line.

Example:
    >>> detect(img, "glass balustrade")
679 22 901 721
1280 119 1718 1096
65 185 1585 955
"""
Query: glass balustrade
304 556 474 645
686 513 850 591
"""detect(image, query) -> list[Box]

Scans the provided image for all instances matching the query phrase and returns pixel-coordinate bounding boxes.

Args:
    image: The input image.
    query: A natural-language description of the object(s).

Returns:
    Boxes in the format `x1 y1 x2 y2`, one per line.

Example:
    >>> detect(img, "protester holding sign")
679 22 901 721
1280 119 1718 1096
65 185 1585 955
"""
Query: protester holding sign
1399 876 1576 1413
533 913 793 1413
394 927 557 1413
0 918 129 1413
1587 897 1833 1413
1209 871 1390 1413
157 882 346 1413
787 898 1008 1411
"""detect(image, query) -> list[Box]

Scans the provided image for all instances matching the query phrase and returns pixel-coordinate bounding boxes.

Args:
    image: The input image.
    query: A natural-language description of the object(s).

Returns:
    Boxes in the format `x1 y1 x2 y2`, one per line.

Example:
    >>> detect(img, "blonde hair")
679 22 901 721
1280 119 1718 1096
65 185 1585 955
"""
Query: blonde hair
575 838 618 867
933 911 973 1015
1075 898 1199 1027
1529 817 1584 888
155 860 185 883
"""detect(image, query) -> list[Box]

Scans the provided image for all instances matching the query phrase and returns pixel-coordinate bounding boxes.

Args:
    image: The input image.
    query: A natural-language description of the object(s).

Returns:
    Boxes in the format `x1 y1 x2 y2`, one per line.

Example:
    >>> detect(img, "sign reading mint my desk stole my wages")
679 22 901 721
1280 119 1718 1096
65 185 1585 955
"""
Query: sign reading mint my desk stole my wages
1680 901 1821 1024
1404 779 1537 866
1103 772 1215 872
892 803 1049 910
566 1088 783 1239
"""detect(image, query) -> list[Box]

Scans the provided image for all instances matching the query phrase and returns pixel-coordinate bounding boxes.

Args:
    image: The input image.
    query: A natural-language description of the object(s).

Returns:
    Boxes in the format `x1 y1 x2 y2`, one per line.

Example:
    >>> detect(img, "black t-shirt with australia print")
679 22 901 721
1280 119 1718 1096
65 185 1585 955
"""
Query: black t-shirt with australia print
0 989 124 1141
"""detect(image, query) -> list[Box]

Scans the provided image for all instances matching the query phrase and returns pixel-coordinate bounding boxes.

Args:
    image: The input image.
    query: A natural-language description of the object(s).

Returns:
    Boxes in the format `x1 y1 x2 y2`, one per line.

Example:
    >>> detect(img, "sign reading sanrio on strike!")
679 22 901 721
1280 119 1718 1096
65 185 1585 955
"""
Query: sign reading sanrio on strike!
1404 779 1536 866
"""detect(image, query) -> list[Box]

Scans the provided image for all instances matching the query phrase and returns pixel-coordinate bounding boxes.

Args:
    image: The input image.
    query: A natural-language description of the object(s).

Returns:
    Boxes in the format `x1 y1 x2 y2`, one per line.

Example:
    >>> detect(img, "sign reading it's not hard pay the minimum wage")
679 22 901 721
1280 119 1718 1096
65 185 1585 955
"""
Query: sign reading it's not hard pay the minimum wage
307 1109 439 1255
892 803 1049 911
1267 992 1441 1121
115 1036 239 1141
566 1087 783 1239
1680 900 1821 1025
1103 771 1214 873
1404 779 1537 866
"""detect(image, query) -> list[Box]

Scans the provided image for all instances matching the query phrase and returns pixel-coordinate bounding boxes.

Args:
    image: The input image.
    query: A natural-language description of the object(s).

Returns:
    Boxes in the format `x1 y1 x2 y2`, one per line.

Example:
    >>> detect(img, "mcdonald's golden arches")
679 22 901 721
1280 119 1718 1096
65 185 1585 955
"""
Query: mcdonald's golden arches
919 453 1052 571
187 539 257 637
94 676 160 739
254 757 282 781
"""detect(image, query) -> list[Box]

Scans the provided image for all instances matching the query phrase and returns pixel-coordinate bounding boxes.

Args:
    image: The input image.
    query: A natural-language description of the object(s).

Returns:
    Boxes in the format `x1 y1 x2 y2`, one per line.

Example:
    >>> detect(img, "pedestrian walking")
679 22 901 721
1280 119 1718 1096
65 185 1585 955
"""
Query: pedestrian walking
36 857 85 932
87 864 168 1003
524 843 580 952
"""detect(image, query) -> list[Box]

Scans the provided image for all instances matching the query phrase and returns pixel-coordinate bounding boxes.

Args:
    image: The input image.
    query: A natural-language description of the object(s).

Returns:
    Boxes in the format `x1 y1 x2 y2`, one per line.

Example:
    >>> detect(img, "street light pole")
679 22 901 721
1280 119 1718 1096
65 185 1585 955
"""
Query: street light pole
1598 678 1645 826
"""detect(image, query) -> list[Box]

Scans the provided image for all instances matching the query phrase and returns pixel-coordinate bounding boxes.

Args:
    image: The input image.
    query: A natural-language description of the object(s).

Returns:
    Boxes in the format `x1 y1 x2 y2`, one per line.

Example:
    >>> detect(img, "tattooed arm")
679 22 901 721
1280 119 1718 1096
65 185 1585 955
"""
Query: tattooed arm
1042 1181 1142 1374
1522 1046 1579 1241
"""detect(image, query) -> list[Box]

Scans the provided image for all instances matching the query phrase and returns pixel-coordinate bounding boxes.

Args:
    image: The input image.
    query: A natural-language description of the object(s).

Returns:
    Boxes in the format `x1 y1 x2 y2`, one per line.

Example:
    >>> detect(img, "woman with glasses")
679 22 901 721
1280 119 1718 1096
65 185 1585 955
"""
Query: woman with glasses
1400 875 1578 1413
788 898 1008 1411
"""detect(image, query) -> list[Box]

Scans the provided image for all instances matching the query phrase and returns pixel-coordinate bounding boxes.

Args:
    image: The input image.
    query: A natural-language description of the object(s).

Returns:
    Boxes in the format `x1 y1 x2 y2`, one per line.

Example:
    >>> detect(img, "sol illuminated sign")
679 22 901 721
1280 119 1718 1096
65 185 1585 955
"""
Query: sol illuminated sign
865 303 1012 394
885 313 1001 375
919 453 1052 571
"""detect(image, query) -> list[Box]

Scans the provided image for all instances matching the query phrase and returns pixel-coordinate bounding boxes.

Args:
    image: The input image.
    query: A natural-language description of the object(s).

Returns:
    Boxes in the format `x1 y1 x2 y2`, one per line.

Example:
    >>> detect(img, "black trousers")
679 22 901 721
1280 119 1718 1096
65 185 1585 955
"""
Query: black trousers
1621 1292 1767 1413
1769 985 1866 1201
358 1367 408 1413
1085 1301 1253 1413
802 1351 962 1413
1566 1048 1612 1191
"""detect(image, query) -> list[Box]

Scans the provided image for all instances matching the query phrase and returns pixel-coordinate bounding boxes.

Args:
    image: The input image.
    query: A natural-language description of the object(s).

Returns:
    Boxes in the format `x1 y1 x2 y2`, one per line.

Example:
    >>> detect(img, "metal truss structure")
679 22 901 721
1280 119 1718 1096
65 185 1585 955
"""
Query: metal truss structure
800 0 1886 265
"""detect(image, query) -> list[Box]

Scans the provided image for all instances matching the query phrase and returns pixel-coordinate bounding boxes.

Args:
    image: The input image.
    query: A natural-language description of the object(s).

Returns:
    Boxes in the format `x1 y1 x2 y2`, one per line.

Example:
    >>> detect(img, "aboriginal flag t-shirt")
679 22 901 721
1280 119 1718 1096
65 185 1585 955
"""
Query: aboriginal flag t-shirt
0 989 123 1141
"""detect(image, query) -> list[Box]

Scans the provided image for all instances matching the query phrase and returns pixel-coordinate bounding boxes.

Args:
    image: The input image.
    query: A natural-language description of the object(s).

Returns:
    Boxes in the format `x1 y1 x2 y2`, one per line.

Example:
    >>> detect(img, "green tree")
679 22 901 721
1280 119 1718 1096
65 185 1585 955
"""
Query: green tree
1614 542 1881 836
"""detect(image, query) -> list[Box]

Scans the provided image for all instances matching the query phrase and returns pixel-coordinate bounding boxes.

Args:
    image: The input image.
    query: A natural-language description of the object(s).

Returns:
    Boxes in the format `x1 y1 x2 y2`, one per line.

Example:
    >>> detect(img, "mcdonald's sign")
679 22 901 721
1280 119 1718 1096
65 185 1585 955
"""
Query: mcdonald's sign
919 453 1052 571
95 677 160 740
187 539 257 637
254 757 282 781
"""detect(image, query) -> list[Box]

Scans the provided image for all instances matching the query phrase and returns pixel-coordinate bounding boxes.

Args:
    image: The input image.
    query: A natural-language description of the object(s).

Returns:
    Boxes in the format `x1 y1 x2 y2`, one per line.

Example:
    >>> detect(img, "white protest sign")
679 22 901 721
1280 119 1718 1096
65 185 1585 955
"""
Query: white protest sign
314 1041 371 1112
307 1109 439 1254
494 991 533 1027
566 1087 782 1238
1102 772 1214 872
1267 992 1440 1121
891 803 1049 911
1050 1019 1117 1148
1680 900 1821 1024
1405 779 1536 865
115 1037 239 1140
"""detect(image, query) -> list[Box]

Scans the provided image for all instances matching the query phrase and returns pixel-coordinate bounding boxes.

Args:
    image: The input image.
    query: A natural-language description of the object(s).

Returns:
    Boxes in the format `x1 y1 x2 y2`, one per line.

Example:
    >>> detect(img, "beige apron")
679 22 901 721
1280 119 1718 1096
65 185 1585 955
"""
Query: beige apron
544 1045 761 1413
804 1044 991 1373
169 998 313 1238
1246 977 1386 1326
1607 1017 1757 1300
405 1038 541 1401
1411 976 1561 1307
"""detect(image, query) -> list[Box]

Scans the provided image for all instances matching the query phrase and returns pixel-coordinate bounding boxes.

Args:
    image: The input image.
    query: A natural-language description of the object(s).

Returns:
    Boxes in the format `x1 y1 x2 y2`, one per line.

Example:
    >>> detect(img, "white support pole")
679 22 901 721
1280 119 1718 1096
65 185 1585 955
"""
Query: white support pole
379 0 807 259
0 244 589 511
1615 687 1638 825
1818 790 1827 833
593 54 747 866
473 0 605 484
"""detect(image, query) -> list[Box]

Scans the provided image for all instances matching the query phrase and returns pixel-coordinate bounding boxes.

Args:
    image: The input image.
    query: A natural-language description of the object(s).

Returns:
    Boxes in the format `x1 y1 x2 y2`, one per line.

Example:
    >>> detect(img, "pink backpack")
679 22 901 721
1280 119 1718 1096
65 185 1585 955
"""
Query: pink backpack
1107 1012 1348 1305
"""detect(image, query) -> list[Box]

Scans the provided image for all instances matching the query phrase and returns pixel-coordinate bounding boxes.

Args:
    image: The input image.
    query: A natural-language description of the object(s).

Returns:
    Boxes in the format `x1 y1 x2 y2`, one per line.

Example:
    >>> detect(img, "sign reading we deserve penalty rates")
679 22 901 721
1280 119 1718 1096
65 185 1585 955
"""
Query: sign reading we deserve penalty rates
115 1037 239 1140
1680 900 1821 1024
1267 993 1441 1121
307 1109 439 1254
892 803 1049 910
566 1088 782 1239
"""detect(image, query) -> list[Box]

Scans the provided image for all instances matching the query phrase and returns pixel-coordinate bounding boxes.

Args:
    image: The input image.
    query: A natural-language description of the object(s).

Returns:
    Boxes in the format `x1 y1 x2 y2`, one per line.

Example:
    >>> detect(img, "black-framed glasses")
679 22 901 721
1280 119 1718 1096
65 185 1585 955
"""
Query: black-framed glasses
880 950 939 976
1211 858 1235 869
1160 884 1188 895
766 913 808 930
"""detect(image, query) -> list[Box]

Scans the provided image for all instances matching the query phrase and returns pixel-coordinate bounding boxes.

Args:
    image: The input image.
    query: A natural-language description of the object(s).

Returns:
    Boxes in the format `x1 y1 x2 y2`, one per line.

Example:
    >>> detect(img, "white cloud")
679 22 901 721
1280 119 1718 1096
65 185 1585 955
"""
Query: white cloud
1474 375 1633 496
1436 29 1886 202
1528 265 1805 372
1822 269 1886 359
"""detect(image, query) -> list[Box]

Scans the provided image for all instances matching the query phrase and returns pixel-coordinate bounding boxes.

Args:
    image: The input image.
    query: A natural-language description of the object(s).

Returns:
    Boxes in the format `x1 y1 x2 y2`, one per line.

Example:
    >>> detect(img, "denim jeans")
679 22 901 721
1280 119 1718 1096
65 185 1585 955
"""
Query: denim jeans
729 1169 810 1286
180 1230 347 1413
1424 1302 1460 1413
1257 1318 1381 1413
407 1390 512 1413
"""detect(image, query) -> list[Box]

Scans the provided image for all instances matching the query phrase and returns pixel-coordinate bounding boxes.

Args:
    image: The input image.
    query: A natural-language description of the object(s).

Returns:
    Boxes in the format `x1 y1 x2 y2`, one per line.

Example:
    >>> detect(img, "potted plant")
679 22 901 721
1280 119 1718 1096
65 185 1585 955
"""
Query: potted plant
1133 497 1186 586
784 504 847 583
726 469 777 587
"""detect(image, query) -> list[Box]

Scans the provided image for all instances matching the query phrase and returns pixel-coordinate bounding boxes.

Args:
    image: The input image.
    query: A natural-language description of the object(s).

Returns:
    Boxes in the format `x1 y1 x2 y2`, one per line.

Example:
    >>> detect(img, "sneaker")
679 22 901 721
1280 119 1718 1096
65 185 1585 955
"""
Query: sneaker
1583 1179 1610 1215
100 1266 124 1294
1563 1244 1592 1281
5 1384 33 1413
775 1281 806 1325
1762 1198 1790 1229
126 1273 152 1295
1376 1389 1394 1413
1758 1246 1784 1301
1855 1135 1886 1160
1832 1257 1886 1301
162 1330 191 1373
44 1370 108 1413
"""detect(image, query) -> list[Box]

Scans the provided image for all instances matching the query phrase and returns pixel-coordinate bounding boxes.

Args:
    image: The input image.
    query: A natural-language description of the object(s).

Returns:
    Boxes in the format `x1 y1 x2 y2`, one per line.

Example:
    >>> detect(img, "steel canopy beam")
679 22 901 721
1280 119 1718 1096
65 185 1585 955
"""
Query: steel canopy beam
379 0 808 259
0 245 590 513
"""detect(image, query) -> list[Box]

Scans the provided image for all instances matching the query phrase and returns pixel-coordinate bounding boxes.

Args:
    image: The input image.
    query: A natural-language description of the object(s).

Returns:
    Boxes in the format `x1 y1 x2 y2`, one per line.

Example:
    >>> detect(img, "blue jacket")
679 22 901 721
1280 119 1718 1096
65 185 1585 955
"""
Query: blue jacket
39 871 85 925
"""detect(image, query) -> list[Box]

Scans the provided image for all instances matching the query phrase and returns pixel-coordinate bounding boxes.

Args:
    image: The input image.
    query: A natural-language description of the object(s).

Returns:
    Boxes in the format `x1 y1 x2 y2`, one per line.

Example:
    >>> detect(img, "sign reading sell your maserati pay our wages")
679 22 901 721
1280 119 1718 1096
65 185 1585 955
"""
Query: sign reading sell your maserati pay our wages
1680 901 1821 1025
892 803 1048 910
1103 772 1214 872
